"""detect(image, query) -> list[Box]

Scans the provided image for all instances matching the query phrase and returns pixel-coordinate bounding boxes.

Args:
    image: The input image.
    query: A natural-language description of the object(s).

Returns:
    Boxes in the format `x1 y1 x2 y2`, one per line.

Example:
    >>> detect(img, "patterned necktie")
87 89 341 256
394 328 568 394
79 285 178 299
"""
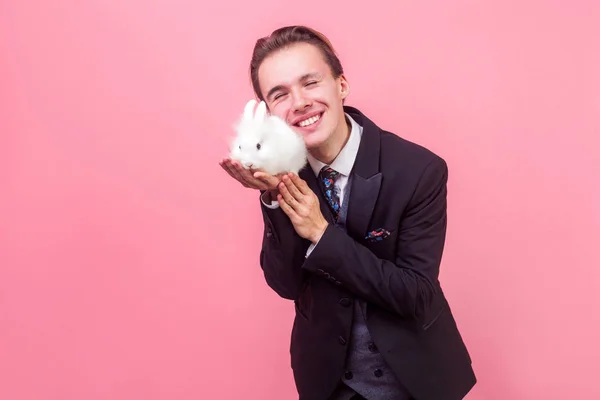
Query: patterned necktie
318 166 341 220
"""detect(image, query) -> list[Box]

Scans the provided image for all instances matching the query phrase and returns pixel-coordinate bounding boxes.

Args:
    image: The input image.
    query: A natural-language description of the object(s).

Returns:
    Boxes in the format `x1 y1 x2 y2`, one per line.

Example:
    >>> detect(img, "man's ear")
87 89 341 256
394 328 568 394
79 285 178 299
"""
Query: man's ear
339 74 350 100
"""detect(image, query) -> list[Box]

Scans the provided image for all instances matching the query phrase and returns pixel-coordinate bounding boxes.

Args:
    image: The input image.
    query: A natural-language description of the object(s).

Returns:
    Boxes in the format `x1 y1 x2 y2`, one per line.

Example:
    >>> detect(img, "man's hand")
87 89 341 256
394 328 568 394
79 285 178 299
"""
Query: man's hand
219 158 283 198
277 172 328 244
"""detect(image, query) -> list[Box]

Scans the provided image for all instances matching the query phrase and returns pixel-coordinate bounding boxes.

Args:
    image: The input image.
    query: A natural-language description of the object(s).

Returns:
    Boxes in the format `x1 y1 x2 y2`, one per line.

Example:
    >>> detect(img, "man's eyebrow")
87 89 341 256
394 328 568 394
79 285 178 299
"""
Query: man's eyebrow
266 85 286 100
266 73 323 100
300 73 322 81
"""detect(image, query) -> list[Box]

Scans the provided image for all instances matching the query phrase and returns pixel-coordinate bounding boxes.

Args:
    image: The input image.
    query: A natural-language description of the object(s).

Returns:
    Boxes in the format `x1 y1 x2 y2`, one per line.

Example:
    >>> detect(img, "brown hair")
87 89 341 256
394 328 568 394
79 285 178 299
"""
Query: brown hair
249 25 344 102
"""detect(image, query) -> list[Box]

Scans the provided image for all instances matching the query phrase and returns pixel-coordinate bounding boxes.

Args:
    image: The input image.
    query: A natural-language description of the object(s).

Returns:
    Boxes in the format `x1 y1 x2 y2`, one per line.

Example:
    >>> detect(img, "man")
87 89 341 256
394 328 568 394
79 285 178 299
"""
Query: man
219 25 476 400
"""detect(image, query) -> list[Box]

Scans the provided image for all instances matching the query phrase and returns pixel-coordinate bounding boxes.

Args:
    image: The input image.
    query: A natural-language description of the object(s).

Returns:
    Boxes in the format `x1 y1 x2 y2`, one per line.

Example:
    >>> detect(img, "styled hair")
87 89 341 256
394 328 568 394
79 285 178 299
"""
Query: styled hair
249 25 344 101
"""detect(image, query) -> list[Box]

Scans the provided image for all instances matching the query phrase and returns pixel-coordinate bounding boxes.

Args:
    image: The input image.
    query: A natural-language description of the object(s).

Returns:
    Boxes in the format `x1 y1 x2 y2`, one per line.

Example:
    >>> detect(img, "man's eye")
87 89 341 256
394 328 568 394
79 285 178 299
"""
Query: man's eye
306 81 317 86
274 93 285 100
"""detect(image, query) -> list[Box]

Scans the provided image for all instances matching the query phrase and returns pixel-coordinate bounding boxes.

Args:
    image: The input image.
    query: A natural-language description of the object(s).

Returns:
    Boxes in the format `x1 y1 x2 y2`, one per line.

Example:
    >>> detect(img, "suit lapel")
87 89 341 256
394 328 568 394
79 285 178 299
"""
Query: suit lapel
344 107 383 241
298 106 383 237
348 173 382 240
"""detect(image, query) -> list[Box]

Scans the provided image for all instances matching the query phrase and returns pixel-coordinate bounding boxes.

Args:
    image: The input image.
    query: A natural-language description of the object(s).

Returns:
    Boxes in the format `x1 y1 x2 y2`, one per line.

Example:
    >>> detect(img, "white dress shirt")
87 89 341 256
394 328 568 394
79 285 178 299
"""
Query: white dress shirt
261 113 364 257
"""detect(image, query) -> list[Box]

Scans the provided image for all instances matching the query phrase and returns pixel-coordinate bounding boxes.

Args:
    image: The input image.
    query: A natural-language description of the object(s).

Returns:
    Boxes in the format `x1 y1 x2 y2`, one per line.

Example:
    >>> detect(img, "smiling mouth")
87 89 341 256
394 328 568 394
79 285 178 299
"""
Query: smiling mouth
296 113 322 127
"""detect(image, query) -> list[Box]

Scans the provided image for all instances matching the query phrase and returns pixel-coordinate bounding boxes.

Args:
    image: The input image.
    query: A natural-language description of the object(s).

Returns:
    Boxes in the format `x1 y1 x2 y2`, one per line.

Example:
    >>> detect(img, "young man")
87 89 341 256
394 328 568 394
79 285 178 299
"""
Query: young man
219 26 476 400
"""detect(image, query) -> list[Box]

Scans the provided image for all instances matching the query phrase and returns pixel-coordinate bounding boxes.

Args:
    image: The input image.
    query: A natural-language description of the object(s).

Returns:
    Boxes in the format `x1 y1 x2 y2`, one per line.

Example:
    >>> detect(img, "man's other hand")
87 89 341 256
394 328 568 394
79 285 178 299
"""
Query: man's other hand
219 158 283 198
277 173 328 244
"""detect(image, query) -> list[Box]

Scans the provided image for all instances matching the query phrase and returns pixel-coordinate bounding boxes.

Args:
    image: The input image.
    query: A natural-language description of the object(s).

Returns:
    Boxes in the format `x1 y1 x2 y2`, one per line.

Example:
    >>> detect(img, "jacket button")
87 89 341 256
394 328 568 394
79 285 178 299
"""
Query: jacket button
338 336 347 345
374 368 383 377
339 298 351 307
368 342 378 352
344 371 353 380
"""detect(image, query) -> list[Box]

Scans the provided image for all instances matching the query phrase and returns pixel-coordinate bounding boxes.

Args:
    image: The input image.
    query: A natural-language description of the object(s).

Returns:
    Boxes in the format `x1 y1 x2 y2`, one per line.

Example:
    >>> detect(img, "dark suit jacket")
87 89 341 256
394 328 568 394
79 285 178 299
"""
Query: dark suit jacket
258 106 476 400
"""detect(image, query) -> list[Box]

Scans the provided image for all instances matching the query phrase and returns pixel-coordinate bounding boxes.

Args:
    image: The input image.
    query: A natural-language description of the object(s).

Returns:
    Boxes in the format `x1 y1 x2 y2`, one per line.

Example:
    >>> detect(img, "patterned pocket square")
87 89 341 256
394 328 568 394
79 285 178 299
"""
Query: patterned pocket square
365 228 391 242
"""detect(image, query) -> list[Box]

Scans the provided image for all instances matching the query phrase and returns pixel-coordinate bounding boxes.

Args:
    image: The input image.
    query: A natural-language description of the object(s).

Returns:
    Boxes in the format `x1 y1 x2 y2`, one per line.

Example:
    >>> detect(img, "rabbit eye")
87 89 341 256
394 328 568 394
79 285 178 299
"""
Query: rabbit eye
238 145 241 150
256 143 261 150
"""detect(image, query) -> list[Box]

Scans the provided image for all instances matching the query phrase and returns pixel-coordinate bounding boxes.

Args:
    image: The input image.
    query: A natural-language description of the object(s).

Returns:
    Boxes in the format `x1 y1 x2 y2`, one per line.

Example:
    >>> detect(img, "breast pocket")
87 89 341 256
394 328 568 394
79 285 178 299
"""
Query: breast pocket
363 228 397 260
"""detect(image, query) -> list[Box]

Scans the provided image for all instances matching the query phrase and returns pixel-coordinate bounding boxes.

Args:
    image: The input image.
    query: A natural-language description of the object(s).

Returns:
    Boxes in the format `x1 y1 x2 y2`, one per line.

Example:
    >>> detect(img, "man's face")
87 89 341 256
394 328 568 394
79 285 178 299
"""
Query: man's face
257 42 349 150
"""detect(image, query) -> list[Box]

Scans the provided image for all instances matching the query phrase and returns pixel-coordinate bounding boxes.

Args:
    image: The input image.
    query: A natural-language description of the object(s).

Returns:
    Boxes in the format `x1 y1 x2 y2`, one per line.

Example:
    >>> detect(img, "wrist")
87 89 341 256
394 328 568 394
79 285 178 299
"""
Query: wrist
263 189 279 203
310 221 328 244
269 189 279 198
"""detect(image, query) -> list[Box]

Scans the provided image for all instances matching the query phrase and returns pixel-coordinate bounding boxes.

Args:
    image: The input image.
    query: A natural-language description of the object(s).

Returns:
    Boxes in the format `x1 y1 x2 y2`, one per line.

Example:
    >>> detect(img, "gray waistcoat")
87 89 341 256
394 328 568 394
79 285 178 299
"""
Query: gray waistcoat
334 175 411 400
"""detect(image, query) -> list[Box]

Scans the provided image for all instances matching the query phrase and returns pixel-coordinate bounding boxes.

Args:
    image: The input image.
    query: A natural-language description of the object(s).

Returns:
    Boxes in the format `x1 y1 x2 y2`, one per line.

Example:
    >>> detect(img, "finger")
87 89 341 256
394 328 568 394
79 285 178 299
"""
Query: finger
224 160 255 188
278 181 300 210
223 159 246 180
232 162 268 190
220 159 243 181
277 193 300 220
282 174 304 201
235 163 266 189
254 171 281 190
254 175 277 190
289 173 312 195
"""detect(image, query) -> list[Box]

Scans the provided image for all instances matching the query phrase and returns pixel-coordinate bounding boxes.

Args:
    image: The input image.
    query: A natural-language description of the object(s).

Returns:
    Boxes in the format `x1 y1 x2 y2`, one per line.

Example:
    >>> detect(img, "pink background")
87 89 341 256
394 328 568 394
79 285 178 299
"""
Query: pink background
2 1 599 399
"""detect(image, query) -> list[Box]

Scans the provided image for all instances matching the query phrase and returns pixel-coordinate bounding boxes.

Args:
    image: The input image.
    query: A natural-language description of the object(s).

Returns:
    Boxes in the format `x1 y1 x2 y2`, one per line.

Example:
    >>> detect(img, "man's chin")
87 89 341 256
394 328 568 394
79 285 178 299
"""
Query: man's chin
302 129 327 148
303 136 324 150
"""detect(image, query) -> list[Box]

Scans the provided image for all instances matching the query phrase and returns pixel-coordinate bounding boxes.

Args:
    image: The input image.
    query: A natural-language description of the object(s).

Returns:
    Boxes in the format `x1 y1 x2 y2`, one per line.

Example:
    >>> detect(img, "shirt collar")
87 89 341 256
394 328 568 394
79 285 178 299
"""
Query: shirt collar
307 113 363 177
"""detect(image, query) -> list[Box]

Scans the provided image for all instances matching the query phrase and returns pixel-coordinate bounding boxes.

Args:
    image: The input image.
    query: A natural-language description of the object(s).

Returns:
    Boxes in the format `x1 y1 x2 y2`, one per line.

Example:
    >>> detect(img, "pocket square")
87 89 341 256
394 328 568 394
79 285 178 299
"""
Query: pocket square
365 228 391 242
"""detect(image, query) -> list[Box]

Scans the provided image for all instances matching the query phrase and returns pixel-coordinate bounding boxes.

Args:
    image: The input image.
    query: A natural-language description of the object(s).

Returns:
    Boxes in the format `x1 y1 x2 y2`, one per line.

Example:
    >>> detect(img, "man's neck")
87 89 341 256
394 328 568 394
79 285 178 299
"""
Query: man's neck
309 115 351 165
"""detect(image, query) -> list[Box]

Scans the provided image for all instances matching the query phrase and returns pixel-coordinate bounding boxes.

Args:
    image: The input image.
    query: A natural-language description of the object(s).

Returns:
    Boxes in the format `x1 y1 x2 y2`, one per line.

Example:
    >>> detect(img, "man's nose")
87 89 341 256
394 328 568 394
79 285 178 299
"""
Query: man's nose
291 92 310 111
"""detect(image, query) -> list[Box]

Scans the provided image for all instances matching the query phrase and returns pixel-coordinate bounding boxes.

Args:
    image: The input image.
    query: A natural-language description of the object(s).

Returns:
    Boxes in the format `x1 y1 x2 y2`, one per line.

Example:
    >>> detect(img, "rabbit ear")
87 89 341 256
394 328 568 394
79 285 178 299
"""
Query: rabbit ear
242 99 257 122
254 101 267 122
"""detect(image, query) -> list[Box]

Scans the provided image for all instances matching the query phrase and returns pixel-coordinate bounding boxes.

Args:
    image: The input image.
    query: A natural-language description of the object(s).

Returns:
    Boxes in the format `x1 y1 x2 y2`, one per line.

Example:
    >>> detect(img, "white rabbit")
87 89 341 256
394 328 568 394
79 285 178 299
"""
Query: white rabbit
229 99 308 175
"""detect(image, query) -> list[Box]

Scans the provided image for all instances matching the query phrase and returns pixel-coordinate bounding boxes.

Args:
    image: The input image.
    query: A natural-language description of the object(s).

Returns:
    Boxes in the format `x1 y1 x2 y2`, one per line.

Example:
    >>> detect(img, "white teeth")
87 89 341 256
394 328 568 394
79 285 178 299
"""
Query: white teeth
298 114 320 127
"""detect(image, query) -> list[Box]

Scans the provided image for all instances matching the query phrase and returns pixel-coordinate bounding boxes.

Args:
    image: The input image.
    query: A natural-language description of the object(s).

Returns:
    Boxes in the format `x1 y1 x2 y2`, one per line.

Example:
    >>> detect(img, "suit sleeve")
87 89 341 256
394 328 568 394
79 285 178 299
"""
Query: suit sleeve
301 156 448 320
258 192 310 300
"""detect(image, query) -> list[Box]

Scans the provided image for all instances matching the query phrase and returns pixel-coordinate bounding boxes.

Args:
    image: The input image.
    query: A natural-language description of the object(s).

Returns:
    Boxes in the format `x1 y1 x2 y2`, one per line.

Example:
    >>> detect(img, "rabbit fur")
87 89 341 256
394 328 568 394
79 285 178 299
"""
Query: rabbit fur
229 99 308 175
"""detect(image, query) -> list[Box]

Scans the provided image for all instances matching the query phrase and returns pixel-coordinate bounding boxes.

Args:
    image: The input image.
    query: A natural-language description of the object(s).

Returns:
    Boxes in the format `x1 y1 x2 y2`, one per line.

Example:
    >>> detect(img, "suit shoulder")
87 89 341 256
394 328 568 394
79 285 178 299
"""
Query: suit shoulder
379 129 447 171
